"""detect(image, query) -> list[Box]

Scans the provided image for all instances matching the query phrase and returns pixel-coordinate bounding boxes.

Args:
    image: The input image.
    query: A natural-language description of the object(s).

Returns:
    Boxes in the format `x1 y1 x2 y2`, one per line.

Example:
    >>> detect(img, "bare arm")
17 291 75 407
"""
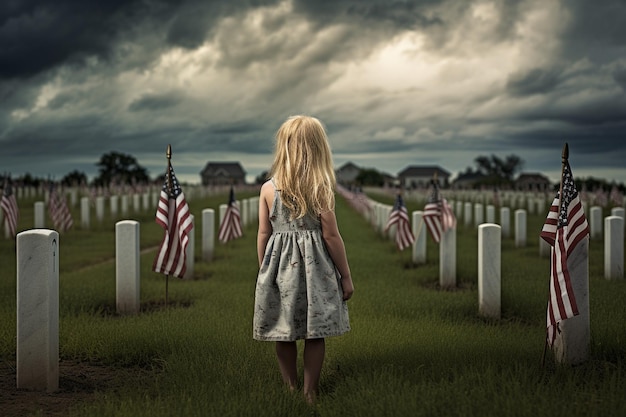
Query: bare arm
257 182 273 267
320 209 354 300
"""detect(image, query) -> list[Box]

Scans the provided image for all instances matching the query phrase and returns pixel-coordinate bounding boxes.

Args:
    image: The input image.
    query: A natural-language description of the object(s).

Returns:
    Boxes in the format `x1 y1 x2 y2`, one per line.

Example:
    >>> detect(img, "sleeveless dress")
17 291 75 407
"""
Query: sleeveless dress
253 179 350 341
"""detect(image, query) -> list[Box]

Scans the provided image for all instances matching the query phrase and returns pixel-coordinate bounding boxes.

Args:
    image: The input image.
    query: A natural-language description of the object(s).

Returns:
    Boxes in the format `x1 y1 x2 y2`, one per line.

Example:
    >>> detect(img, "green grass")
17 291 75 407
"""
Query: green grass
1 188 625 416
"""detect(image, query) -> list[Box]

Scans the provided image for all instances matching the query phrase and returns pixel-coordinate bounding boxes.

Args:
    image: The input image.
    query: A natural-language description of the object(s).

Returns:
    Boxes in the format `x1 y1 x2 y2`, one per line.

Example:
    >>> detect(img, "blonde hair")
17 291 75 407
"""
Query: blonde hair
270 115 336 219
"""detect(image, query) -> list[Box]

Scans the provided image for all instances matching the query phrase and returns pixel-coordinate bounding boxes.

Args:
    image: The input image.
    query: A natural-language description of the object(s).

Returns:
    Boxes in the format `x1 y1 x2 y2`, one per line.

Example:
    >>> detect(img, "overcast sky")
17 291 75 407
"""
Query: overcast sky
1 0 625 185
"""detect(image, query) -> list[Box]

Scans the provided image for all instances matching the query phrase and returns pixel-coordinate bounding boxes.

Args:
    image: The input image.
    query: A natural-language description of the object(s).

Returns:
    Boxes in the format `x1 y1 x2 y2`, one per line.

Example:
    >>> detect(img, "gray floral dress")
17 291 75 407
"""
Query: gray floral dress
253 179 350 341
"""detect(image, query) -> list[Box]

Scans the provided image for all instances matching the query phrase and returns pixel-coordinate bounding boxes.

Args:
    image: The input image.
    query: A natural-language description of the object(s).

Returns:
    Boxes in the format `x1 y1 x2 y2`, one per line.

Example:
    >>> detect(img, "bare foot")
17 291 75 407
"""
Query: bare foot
304 390 317 405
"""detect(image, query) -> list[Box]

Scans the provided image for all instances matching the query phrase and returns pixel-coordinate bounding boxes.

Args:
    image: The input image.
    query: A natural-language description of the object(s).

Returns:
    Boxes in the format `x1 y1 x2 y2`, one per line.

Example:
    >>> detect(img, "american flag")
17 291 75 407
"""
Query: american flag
1 177 19 237
153 164 193 278
540 161 589 347
218 186 242 243
384 193 415 251
49 183 73 232
423 182 456 243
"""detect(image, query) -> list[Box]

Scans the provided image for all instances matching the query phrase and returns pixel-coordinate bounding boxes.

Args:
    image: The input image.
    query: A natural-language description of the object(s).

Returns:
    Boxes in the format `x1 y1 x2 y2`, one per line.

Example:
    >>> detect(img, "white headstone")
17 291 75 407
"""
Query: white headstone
110 195 119 219
202 209 215 262
17 229 59 392
250 196 259 223
500 207 510 238
412 210 426 264
242 199 249 227
474 203 484 227
219 203 227 229
478 224 501 319
384 205 395 240
95 196 105 223
80 197 90 229
34 201 45 228
121 195 129 216
115 221 140 314
536 198 545 216
514 209 526 248
610 207 625 230
486 205 495 224
133 194 141 212
527 197 535 215
70 189 78 207
464 202 472 227
589 206 602 239
604 216 624 280
440 227 456 289
142 193 150 211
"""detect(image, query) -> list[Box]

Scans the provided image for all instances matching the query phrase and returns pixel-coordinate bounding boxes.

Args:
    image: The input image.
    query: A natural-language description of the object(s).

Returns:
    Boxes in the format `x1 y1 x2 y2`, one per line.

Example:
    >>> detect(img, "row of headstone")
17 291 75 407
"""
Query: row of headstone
11 184 257 206
403 188 626 212
14 194 259 392
356 191 624 366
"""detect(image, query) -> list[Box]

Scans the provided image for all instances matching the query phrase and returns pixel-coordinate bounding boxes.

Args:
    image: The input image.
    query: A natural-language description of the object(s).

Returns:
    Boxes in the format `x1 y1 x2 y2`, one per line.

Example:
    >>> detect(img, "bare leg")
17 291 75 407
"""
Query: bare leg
303 338 325 404
275 341 298 390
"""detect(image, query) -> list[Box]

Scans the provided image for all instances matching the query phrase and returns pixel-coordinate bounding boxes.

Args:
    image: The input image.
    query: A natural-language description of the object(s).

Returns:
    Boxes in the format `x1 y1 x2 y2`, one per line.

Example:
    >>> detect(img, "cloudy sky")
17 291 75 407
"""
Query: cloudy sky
1 0 625 185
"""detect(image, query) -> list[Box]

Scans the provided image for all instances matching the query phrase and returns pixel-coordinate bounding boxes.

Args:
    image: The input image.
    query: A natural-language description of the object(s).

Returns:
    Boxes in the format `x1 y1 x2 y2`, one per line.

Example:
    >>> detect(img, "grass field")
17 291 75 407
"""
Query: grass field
1 189 625 416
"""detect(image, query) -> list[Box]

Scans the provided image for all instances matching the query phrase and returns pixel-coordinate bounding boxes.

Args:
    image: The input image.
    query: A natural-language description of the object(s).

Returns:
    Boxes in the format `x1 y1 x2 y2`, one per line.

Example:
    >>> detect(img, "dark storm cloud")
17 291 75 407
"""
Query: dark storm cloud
506 67 564 97
0 0 281 80
560 0 626 63
613 67 626 92
128 92 182 112
0 0 143 79
292 0 445 29
0 0 625 184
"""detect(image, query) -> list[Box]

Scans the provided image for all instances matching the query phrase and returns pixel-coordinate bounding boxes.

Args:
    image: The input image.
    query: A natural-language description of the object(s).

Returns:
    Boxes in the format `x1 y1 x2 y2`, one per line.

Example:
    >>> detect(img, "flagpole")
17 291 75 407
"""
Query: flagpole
542 142 568 367
164 144 173 309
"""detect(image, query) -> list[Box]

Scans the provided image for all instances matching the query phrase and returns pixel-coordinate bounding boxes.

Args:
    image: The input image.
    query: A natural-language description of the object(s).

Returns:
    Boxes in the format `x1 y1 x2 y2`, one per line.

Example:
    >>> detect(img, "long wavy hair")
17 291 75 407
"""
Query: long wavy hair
269 115 336 219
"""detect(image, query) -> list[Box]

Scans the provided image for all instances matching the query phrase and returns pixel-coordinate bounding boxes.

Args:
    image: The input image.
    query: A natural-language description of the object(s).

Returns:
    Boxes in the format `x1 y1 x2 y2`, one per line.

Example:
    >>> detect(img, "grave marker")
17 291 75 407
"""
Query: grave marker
116 221 140 314
202 208 215 262
478 224 501 319
17 229 59 392
604 216 624 280
412 211 426 264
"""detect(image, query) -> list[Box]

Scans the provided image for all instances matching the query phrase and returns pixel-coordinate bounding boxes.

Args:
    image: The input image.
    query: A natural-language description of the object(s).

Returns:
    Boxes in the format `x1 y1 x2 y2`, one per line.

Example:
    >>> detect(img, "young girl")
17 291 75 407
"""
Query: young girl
253 115 354 404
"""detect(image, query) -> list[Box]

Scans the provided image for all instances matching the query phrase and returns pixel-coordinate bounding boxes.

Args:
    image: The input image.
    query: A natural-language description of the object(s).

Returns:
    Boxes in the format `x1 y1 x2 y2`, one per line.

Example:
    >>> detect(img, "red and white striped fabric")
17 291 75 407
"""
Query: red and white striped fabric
540 161 589 347
423 183 456 244
1 178 19 237
153 165 193 278
218 186 242 244
384 193 415 251
49 184 73 233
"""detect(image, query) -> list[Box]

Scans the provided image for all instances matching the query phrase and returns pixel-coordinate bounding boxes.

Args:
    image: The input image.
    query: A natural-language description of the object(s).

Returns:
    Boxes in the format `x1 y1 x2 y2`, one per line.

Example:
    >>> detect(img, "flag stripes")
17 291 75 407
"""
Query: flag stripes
423 201 444 243
540 161 589 347
218 186 242 244
423 181 456 244
153 165 193 278
1 178 19 237
384 193 415 251
49 184 73 232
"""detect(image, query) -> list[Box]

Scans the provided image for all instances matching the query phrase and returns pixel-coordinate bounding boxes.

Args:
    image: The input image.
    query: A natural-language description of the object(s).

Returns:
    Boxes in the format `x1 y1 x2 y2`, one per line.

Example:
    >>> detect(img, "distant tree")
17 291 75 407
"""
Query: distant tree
61 170 87 187
356 168 384 187
474 154 524 186
255 171 270 184
94 151 149 186
17 173 42 187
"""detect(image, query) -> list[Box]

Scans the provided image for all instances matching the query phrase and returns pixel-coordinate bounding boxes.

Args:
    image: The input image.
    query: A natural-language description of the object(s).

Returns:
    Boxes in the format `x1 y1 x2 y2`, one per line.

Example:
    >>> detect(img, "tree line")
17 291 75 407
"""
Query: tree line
5 151 625 193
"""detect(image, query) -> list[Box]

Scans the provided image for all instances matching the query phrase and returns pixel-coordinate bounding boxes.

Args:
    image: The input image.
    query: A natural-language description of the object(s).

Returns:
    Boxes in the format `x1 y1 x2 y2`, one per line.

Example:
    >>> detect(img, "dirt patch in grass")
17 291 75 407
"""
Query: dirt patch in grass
0 360 150 417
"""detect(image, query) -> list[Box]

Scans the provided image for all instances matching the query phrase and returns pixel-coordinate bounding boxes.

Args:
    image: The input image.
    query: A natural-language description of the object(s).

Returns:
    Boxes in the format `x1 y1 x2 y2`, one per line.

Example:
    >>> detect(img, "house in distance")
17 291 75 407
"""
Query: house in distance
200 162 246 186
397 165 451 188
